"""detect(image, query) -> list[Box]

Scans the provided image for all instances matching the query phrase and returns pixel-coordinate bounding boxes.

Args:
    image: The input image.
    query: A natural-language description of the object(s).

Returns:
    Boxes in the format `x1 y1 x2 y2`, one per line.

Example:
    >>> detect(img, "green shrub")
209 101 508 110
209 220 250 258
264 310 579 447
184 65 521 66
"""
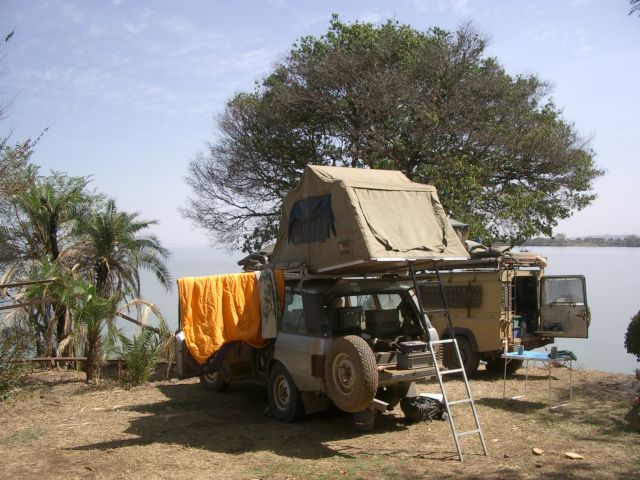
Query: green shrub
0 326 30 398
625 311 640 362
120 328 160 386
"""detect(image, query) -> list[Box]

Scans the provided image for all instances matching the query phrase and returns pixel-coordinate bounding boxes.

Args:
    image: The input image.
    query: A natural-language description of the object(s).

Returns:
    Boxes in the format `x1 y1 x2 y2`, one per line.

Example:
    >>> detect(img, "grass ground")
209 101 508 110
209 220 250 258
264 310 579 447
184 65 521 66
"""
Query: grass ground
0 364 638 479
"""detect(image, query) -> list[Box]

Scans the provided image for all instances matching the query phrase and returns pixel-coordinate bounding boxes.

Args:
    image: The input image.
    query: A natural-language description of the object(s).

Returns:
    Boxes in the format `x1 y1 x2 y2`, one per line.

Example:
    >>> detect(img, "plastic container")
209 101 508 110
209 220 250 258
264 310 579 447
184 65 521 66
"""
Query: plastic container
512 315 521 338
398 352 431 369
398 340 427 354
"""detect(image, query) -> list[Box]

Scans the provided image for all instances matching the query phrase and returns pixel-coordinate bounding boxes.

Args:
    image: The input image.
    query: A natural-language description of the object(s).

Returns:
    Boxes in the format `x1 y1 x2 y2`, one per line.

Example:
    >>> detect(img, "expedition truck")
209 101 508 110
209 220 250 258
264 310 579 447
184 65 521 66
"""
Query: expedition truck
175 273 444 428
419 251 589 375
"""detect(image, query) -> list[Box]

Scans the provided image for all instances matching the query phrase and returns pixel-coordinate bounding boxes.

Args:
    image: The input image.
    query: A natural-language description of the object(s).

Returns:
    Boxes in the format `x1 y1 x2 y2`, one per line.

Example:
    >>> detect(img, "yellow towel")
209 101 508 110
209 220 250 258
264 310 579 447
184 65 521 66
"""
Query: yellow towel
178 272 269 365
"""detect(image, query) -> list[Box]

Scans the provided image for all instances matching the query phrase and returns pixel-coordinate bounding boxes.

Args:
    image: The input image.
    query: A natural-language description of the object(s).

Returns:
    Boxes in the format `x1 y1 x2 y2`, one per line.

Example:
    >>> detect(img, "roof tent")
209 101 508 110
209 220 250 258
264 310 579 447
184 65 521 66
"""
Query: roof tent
269 165 469 274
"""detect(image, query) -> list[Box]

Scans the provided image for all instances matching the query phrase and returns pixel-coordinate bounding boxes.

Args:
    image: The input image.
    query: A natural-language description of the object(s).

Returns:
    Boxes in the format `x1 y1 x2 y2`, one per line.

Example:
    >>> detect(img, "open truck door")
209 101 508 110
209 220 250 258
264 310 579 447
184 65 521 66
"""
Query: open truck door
539 275 589 338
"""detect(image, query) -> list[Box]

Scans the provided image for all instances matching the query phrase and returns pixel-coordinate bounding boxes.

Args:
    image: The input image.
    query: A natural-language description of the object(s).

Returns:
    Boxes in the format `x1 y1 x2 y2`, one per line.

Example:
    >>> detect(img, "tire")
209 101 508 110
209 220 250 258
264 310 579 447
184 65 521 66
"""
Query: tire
377 383 410 410
268 363 304 422
324 335 378 413
199 371 229 392
442 336 480 376
486 357 524 375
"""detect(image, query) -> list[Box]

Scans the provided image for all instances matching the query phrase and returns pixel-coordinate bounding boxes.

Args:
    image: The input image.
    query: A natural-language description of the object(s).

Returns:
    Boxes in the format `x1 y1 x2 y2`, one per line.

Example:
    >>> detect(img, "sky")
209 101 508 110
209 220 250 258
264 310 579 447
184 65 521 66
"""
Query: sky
1 0 639 257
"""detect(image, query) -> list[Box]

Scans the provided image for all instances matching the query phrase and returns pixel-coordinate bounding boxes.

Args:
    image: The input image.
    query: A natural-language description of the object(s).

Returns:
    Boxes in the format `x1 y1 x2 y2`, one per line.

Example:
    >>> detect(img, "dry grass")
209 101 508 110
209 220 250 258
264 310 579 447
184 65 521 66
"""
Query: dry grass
0 364 638 479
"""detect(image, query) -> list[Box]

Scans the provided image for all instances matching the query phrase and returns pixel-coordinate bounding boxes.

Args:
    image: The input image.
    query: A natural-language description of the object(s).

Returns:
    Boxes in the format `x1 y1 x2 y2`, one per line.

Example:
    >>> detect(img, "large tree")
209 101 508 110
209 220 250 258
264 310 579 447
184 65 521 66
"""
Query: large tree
185 17 602 252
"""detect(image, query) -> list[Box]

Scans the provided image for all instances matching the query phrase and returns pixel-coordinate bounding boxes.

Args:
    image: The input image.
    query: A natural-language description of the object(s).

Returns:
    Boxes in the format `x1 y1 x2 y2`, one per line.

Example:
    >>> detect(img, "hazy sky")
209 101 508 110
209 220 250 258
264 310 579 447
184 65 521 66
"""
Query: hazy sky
1 0 639 255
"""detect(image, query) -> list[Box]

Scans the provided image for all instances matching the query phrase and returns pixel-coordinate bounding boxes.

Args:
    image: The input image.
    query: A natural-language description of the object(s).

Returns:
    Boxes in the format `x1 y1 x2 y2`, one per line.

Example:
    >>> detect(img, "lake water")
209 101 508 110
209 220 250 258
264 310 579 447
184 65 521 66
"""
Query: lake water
138 246 640 375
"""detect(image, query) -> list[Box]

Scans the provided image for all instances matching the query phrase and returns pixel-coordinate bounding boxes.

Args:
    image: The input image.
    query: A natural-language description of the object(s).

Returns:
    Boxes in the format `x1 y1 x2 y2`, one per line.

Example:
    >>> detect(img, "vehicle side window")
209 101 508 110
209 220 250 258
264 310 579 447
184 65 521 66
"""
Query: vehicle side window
348 294 376 310
280 292 305 334
542 278 585 305
377 293 402 310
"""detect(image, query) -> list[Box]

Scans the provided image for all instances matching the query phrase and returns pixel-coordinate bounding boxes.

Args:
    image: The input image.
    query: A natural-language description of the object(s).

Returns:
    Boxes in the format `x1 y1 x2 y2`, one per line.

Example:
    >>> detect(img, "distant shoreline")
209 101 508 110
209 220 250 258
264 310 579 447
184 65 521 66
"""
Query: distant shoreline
521 235 640 248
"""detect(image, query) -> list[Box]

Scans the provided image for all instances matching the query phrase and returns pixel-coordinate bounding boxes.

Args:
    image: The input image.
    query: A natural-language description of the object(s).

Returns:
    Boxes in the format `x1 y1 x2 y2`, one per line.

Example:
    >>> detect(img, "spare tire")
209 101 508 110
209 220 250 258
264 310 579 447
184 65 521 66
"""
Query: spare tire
324 335 378 413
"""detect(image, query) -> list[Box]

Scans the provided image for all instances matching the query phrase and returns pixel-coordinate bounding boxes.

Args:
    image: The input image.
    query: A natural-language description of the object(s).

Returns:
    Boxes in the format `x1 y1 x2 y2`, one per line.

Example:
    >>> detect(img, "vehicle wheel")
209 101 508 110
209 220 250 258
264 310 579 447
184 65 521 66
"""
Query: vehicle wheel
442 336 480 376
199 371 229 392
486 357 524 375
377 383 410 410
324 335 378 413
268 363 304 422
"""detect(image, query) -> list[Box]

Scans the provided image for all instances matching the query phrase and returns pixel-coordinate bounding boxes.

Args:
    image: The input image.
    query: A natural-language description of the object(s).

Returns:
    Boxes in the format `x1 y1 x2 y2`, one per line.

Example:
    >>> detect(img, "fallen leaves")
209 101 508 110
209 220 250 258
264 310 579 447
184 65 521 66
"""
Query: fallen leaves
563 452 584 460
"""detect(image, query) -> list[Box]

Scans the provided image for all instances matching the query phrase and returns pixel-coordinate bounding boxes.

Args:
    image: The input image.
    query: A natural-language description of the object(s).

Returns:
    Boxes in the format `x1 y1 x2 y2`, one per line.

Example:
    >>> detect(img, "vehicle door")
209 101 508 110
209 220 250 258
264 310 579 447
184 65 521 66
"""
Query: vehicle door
539 275 589 338
274 290 331 391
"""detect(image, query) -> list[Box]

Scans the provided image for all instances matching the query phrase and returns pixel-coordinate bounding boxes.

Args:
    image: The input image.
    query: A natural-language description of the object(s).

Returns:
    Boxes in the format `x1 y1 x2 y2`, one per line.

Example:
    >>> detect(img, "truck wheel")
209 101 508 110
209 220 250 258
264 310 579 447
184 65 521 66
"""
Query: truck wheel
443 336 480 376
325 335 378 413
200 371 229 392
377 383 410 410
268 363 304 422
486 357 524 374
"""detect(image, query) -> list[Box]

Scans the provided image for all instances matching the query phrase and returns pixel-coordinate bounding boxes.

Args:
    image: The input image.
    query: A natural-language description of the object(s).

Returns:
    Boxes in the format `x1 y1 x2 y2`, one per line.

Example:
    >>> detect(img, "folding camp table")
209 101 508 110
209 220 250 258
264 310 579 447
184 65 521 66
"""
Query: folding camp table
502 350 574 409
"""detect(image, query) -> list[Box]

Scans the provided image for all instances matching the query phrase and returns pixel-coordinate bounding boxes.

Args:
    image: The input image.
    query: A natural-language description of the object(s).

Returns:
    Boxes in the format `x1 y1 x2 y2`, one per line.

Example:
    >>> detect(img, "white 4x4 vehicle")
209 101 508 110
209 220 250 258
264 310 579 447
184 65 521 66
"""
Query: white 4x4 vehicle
176 276 441 429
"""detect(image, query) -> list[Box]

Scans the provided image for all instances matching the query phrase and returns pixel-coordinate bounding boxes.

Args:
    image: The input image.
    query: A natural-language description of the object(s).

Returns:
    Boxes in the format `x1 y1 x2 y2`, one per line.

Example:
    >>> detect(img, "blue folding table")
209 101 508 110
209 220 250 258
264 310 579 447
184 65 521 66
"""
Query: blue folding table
502 350 574 409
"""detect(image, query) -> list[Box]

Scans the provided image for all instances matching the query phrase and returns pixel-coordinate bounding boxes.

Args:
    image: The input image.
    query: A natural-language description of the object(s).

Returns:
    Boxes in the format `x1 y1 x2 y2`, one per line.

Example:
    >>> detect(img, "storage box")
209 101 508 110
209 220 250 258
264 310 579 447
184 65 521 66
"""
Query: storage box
397 352 431 369
398 341 427 354
327 307 364 335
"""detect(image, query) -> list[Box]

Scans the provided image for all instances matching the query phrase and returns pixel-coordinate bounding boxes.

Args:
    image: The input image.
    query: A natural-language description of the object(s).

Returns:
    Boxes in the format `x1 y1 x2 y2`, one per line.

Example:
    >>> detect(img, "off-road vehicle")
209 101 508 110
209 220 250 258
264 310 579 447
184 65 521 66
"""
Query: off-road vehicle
176 274 443 428
420 252 590 375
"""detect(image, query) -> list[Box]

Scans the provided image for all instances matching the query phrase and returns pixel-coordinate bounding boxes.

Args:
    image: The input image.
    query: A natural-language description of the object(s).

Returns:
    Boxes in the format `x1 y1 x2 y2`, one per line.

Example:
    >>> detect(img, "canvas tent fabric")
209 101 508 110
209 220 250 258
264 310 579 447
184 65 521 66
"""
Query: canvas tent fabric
269 165 469 273
178 271 277 364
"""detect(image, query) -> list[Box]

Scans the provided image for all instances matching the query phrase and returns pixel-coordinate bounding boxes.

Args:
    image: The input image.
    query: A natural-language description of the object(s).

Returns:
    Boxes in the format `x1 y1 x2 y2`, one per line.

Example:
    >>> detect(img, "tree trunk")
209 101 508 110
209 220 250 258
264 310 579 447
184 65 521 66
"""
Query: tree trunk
54 303 67 353
85 334 102 384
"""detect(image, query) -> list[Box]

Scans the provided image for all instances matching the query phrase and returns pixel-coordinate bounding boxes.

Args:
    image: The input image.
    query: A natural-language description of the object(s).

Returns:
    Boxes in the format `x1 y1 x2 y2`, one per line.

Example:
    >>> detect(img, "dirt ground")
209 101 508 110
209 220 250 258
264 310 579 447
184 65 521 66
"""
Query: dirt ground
0 364 638 480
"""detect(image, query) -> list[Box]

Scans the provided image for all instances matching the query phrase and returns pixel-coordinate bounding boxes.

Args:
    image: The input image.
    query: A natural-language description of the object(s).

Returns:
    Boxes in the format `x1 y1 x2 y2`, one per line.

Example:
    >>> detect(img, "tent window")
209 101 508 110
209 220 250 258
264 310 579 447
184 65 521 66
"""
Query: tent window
288 194 336 244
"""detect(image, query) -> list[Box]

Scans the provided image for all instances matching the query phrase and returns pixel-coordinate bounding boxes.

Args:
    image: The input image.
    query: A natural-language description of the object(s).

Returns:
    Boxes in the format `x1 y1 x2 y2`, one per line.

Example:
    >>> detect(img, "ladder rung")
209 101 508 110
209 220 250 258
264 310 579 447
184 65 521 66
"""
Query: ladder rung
440 368 464 375
448 398 472 406
430 339 455 345
456 429 481 437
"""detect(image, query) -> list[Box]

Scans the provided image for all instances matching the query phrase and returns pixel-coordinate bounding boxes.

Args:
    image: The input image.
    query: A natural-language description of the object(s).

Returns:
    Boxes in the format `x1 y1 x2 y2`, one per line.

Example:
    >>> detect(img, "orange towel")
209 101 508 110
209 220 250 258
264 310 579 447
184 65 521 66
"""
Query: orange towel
178 272 269 364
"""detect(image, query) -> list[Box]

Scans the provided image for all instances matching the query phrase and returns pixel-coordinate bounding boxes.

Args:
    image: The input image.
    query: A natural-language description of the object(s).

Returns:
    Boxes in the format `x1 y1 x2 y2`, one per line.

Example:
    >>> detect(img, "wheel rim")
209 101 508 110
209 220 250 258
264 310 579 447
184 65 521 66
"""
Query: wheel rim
204 372 221 383
332 353 357 395
273 374 291 411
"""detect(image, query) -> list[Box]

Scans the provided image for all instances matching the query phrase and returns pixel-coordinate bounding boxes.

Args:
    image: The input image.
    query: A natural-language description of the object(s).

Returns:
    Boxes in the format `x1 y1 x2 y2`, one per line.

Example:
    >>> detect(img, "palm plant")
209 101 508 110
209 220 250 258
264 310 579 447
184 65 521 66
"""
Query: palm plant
75 199 171 298
10 174 90 266
118 327 161 386
1 174 92 354
62 279 118 384
118 298 174 379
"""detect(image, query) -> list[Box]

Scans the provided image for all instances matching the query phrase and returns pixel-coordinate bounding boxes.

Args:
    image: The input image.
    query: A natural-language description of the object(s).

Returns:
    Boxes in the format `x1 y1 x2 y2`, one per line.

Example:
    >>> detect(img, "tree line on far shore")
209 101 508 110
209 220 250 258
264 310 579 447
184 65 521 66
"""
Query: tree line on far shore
522 234 640 247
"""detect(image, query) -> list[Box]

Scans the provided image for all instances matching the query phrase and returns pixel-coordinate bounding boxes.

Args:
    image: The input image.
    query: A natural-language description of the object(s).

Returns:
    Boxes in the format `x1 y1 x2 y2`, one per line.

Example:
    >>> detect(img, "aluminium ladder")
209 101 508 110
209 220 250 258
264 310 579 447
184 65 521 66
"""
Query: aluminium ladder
428 338 488 462
407 260 488 462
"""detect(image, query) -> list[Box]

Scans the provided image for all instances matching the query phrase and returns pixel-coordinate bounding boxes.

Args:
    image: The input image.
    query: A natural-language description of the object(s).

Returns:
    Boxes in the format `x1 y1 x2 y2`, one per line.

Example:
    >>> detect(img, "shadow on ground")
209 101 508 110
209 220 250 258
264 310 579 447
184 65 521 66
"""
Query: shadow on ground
69 381 412 459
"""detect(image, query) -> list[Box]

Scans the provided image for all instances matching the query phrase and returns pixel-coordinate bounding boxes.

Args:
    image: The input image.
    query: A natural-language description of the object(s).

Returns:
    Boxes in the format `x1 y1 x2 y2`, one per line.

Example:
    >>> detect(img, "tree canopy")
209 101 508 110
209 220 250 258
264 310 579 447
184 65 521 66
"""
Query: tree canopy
186 16 602 252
